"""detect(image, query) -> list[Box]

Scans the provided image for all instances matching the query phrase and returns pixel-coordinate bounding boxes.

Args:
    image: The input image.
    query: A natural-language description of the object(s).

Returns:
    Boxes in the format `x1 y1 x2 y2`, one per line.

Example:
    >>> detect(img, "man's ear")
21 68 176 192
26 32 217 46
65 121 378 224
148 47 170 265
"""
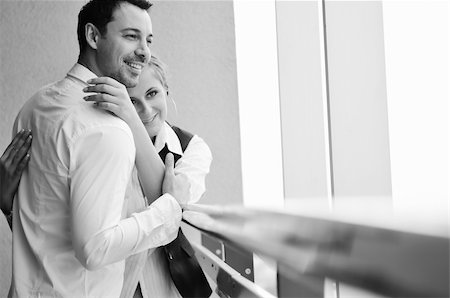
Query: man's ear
85 23 101 50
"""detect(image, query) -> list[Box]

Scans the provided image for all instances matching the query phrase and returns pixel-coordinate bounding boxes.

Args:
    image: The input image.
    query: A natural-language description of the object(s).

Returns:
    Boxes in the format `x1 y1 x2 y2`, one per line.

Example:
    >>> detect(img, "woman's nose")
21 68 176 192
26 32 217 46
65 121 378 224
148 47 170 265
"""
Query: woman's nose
140 101 153 114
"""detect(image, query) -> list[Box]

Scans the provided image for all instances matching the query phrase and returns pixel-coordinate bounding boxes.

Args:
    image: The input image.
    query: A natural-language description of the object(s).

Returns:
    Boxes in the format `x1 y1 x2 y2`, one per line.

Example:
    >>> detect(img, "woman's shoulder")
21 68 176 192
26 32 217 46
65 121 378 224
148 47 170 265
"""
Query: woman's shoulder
168 124 194 152
167 124 210 155
170 125 194 139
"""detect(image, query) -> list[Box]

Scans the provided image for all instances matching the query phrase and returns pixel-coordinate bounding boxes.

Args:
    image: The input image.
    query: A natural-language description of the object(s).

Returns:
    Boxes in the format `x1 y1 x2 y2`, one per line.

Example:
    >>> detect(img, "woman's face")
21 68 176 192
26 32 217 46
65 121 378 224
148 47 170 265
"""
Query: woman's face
128 66 168 137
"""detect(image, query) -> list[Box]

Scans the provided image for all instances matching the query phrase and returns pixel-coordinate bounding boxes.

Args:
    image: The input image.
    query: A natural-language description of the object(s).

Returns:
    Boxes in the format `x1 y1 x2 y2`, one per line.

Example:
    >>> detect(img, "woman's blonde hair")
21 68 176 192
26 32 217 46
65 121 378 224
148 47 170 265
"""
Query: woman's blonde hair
148 55 169 93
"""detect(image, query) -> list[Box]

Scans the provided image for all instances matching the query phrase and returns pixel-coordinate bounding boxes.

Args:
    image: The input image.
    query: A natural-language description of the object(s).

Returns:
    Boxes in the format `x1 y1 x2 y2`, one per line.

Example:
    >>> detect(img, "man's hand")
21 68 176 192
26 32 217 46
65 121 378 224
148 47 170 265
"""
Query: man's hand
162 153 190 206
0 130 32 214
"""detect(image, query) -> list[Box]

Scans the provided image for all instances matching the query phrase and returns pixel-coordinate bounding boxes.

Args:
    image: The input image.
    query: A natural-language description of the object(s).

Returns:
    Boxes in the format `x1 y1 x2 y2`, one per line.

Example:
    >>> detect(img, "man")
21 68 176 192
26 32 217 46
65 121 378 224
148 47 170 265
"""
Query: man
11 1 186 296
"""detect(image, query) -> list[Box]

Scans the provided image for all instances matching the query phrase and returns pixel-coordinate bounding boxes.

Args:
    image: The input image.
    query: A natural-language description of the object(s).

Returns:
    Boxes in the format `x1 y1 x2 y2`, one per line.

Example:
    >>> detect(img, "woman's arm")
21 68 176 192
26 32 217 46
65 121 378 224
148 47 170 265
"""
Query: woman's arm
83 77 165 203
0 130 32 227
126 119 164 203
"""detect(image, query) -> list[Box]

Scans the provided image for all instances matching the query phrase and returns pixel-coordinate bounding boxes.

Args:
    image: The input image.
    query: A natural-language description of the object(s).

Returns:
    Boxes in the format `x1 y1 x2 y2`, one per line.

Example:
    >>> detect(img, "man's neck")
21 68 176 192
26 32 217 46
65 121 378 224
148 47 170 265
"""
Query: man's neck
77 53 102 78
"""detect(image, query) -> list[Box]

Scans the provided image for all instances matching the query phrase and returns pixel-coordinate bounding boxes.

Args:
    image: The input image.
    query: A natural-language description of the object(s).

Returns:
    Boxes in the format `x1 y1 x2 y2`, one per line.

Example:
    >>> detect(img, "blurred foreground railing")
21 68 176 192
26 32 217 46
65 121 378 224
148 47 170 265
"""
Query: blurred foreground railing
182 204 449 298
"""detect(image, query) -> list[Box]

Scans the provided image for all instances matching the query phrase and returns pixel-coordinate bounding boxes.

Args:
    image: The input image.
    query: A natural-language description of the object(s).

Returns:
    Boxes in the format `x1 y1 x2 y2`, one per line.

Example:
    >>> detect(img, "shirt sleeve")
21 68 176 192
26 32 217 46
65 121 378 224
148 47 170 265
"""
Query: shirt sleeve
69 125 181 271
174 135 212 204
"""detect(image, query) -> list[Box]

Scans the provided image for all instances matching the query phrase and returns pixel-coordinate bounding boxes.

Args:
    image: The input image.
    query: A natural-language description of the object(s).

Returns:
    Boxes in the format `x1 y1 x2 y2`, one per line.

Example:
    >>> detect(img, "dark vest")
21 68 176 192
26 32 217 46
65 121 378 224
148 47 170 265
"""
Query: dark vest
160 125 212 298
158 125 194 163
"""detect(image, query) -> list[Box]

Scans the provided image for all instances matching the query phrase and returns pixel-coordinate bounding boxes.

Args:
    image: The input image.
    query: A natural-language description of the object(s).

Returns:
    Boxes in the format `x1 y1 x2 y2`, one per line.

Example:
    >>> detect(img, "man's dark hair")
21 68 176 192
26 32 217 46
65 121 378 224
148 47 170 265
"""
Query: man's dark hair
77 0 152 54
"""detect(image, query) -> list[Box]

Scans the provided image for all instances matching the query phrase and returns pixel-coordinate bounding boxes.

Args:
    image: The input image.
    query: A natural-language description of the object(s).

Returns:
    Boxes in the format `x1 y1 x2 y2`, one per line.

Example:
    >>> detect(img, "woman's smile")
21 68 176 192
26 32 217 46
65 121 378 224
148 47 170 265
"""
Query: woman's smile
141 113 158 125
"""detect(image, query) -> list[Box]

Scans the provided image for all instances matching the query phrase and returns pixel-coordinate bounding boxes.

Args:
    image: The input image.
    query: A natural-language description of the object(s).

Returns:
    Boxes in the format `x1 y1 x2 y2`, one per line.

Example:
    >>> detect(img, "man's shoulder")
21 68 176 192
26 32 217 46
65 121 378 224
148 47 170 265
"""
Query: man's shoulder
20 75 74 108
70 107 133 140
18 75 133 144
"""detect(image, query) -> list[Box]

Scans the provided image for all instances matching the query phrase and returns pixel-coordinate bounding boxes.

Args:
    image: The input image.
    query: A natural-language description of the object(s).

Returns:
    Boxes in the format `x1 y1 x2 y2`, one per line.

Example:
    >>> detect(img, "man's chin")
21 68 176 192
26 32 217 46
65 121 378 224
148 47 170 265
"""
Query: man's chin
121 77 139 88
116 72 139 88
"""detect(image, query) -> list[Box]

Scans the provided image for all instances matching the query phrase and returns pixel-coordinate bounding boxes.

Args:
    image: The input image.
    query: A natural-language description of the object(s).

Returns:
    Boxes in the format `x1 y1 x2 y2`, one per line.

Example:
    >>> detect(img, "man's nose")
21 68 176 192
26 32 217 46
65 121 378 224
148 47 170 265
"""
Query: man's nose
135 40 150 63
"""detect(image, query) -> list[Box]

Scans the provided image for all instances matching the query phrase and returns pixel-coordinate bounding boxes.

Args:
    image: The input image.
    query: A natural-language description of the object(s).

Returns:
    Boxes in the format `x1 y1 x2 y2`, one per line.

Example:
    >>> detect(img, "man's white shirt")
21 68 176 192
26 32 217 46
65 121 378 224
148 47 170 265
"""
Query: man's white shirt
11 64 182 297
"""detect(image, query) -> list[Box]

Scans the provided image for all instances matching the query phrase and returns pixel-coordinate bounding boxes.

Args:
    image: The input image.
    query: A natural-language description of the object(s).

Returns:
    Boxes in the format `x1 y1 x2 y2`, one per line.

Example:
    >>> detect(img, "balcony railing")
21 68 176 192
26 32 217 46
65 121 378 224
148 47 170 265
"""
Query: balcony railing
182 204 449 298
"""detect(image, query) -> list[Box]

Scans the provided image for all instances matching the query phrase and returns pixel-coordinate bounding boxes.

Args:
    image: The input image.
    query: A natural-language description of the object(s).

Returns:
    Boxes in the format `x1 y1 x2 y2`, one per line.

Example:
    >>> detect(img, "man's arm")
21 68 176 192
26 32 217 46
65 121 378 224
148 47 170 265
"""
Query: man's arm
70 125 182 270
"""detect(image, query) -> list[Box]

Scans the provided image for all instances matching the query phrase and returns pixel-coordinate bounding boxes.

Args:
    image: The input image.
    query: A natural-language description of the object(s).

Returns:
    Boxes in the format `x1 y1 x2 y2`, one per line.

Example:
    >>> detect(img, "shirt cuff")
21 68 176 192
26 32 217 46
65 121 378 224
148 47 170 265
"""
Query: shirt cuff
131 193 182 250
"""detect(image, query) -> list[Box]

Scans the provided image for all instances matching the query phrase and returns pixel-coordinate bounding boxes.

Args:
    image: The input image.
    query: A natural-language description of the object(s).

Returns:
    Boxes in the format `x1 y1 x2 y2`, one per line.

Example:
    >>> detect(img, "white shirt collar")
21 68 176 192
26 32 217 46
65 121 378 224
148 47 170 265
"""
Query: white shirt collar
153 122 184 156
67 63 98 86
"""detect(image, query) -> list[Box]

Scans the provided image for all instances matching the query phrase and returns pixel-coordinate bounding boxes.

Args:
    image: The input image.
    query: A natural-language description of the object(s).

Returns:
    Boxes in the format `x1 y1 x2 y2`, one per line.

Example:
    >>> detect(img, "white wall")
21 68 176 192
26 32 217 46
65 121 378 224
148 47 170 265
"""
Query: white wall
234 1 448 297
233 0 284 210
325 1 393 202
383 0 449 230
277 1 331 205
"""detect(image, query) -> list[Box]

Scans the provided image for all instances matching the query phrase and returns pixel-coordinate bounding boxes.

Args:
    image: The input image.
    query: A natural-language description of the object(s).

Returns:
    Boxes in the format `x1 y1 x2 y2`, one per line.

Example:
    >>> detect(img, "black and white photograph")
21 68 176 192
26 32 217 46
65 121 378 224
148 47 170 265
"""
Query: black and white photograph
0 0 448 297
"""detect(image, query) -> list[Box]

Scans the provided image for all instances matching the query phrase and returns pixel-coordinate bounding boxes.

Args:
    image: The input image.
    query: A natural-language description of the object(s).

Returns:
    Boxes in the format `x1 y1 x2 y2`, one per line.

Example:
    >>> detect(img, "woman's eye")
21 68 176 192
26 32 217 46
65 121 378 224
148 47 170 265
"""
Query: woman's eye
130 98 137 105
148 91 157 97
126 34 137 40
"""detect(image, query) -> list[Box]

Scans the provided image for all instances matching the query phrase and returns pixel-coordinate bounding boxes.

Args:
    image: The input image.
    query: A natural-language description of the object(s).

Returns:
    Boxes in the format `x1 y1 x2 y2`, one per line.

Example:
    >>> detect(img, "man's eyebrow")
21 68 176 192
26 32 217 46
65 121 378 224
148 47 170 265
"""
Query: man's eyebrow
121 28 141 33
121 28 153 38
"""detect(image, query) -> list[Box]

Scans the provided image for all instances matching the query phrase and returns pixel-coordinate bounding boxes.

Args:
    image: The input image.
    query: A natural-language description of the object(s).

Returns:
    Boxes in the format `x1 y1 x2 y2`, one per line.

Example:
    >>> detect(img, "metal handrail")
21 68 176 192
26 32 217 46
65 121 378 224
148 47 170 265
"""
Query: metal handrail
183 204 449 298
191 240 276 298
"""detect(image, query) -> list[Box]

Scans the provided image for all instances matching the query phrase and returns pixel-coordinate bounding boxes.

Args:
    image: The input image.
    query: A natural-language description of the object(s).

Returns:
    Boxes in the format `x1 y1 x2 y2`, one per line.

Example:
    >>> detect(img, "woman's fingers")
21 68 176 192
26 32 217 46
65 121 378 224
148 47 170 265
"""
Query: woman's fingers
83 83 119 97
0 130 31 184
83 93 118 104
83 77 124 103
87 77 122 88
3 130 25 158
11 133 32 169
83 77 135 122
2 130 31 164
83 77 131 106
84 94 120 115
15 153 31 175
95 101 120 115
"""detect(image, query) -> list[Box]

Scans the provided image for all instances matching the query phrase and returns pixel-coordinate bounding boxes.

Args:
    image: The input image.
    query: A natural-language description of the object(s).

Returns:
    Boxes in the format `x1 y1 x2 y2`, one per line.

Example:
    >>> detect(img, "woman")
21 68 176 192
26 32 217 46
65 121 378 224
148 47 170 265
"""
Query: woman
0 130 32 228
84 56 212 206
84 56 212 298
